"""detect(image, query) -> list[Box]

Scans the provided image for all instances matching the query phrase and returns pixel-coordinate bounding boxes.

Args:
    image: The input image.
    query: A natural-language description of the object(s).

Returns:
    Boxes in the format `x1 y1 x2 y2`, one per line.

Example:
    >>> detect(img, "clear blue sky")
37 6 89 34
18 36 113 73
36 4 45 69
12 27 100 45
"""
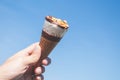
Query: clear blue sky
0 0 120 80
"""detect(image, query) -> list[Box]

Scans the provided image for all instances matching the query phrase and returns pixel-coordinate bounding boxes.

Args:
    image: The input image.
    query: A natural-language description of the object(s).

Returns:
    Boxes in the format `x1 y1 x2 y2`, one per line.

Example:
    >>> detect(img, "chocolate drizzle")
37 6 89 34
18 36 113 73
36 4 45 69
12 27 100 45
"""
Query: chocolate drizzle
42 30 61 42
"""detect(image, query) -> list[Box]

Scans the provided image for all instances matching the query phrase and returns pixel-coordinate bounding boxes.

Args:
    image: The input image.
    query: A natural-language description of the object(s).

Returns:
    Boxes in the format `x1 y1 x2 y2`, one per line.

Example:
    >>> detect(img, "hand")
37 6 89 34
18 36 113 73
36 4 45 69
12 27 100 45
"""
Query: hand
0 42 51 80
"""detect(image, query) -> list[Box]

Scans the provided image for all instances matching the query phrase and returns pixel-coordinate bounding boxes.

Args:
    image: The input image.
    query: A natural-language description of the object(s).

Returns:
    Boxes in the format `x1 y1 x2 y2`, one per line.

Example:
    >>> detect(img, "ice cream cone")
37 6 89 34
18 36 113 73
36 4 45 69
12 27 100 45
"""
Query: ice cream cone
39 16 69 60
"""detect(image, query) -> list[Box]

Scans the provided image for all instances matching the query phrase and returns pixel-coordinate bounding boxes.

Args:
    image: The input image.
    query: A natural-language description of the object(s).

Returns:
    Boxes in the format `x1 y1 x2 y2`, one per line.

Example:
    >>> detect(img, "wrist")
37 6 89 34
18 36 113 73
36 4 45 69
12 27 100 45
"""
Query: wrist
0 65 9 80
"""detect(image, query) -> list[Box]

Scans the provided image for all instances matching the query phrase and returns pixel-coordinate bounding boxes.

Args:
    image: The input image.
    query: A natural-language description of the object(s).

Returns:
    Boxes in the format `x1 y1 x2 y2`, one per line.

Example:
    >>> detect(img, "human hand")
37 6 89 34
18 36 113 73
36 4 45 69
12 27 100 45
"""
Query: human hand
0 42 51 80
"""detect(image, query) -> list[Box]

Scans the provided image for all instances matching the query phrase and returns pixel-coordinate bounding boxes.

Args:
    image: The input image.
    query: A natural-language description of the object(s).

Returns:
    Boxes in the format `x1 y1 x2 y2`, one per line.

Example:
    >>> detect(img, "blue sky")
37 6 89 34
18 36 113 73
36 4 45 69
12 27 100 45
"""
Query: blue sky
0 0 120 80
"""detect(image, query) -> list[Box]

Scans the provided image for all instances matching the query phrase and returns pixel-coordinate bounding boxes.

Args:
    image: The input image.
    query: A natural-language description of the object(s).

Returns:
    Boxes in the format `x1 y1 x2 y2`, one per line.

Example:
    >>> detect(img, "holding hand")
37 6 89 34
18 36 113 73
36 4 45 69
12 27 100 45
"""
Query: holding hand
0 43 51 80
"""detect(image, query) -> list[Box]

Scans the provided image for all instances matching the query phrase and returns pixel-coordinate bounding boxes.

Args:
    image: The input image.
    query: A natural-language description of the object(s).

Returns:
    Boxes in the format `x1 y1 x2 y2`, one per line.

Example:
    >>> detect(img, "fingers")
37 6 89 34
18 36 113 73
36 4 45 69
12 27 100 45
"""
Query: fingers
34 66 45 74
34 66 44 80
22 42 40 55
28 44 41 64
24 42 41 65
35 75 44 80
42 57 51 66
34 57 51 80
34 57 51 74
22 42 51 66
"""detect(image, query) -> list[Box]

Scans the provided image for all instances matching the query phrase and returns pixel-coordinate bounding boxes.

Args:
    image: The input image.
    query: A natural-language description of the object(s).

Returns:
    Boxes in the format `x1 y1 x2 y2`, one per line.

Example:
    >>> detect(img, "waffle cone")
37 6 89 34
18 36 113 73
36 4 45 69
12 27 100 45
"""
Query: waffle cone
39 36 58 60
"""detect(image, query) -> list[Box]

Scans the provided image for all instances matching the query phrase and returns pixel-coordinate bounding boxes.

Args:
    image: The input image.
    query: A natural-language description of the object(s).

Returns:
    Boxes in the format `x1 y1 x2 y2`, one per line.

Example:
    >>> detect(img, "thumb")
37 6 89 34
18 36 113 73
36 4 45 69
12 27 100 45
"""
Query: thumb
25 43 41 65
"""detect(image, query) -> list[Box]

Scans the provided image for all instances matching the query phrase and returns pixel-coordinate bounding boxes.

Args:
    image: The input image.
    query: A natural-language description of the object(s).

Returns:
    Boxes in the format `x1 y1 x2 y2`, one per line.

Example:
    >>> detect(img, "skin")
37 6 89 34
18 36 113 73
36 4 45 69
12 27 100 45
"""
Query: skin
0 42 51 80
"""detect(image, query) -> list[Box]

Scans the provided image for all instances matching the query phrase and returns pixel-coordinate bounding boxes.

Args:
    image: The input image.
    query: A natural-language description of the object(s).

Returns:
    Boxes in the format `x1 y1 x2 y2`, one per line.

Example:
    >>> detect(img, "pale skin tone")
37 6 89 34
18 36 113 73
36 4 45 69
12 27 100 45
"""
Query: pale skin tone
0 43 51 80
